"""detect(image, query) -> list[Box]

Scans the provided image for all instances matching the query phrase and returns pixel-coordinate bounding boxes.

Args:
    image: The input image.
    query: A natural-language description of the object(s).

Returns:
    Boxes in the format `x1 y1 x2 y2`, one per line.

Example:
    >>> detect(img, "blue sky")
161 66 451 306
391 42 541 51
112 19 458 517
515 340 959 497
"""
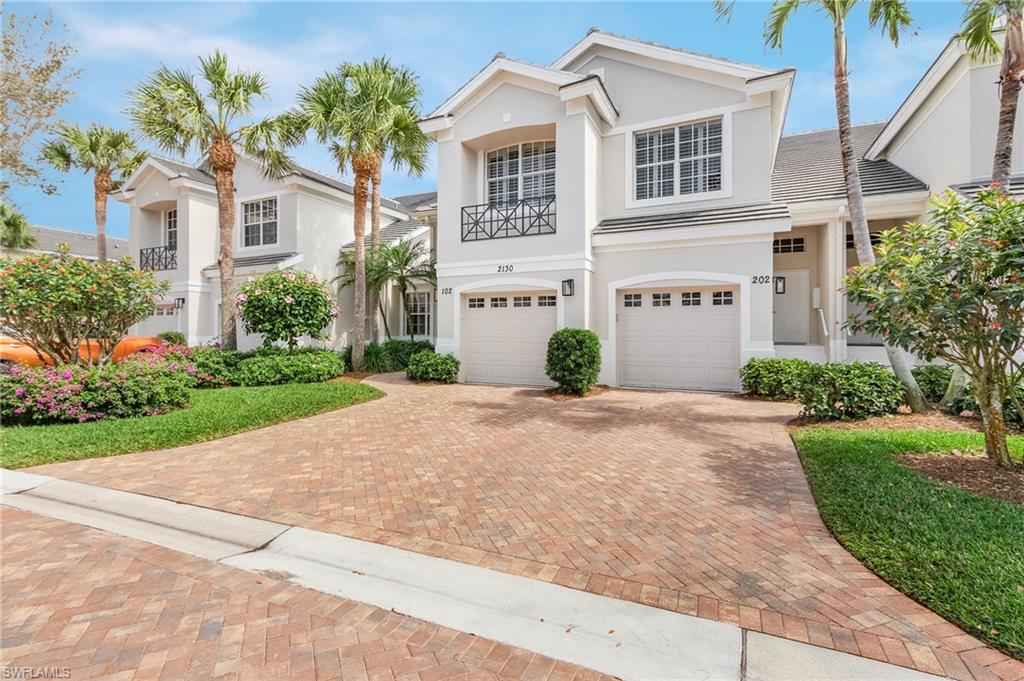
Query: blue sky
8 1 959 237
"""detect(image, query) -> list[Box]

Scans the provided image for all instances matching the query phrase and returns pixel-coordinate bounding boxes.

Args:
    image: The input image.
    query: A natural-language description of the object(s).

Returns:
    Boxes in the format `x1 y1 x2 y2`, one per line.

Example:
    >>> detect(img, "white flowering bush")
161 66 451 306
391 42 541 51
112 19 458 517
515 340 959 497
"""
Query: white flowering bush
237 270 338 350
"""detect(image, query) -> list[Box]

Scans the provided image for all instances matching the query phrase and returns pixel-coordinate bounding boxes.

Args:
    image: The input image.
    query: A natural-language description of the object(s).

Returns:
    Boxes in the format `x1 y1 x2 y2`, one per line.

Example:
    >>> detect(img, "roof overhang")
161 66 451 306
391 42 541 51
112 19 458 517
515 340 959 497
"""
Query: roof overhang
427 57 579 120
559 75 618 124
786 190 932 224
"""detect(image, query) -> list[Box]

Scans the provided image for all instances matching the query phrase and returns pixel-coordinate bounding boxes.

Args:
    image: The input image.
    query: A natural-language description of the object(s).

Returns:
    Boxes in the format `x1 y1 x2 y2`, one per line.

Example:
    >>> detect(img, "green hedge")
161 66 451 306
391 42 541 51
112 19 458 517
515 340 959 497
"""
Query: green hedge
342 339 434 373
911 365 953 403
233 350 345 386
739 357 810 400
406 350 459 383
156 331 187 346
545 328 601 395
798 362 905 420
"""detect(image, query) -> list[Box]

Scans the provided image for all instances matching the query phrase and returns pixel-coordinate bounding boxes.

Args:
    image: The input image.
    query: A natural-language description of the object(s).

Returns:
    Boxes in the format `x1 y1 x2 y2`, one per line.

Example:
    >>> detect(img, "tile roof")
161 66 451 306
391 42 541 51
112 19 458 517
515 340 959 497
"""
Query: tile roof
594 202 790 235
772 122 928 204
393 191 437 212
201 251 299 272
28 225 129 260
152 156 215 185
341 218 430 250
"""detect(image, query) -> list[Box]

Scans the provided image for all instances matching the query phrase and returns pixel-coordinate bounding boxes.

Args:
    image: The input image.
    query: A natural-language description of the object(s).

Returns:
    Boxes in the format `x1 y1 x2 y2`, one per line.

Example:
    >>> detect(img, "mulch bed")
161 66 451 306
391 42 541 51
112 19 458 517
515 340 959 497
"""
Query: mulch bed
899 452 1024 505
548 385 611 401
790 411 987 432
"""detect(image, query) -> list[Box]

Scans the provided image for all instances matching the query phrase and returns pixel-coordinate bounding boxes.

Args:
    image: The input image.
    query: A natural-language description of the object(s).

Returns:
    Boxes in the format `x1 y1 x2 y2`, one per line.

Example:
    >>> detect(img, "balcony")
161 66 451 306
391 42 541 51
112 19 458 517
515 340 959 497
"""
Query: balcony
461 196 556 242
140 245 177 271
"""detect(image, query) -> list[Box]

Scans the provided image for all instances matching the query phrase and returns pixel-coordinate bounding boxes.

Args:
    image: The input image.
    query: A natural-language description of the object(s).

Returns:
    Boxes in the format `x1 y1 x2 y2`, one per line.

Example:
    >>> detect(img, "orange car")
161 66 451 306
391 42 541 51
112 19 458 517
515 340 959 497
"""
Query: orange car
0 335 164 368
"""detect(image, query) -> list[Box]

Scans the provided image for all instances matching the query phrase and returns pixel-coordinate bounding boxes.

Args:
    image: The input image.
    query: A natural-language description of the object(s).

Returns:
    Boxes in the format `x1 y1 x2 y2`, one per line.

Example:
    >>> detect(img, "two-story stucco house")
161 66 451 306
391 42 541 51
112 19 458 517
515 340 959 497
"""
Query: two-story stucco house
115 155 430 350
419 29 1021 391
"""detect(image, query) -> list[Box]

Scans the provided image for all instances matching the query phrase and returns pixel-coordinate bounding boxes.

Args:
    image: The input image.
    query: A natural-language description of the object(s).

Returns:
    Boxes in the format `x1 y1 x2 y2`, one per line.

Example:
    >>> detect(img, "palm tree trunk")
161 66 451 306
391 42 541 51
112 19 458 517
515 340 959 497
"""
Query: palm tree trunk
369 160 383 343
377 298 391 340
993 12 1024 187
351 155 374 370
94 172 112 262
832 21 928 413
210 141 238 351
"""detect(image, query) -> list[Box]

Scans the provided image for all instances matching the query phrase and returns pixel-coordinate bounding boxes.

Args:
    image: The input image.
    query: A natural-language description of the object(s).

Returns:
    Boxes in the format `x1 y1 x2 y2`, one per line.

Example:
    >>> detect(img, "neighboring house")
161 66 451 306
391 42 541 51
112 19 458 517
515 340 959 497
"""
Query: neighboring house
6 225 129 260
115 155 427 349
419 29 1015 390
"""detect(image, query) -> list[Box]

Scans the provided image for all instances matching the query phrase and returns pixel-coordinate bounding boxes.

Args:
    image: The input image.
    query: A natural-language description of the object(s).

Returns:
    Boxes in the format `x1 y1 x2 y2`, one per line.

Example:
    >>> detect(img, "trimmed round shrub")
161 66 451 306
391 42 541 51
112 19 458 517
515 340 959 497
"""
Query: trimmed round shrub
545 328 601 395
910 364 953 403
739 357 810 401
237 270 338 350
232 350 344 387
156 331 187 346
406 350 459 383
1 356 192 425
798 362 905 420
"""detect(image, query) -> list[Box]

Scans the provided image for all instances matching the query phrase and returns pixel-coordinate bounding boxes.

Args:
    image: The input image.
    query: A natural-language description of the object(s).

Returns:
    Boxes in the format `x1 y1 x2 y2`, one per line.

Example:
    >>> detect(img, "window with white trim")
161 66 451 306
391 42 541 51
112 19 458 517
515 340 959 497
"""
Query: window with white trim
680 292 701 306
845 232 882 250
634 117 723 201
537 295 556 307
490 296 508 308
623 293 642 308
405 291 431 336
773 237 805 254
165 209 178 250
468 297 484 309
712 291 734 306
242 198 278 247
486 141 555 205
513 295 531 308
652 292 671 307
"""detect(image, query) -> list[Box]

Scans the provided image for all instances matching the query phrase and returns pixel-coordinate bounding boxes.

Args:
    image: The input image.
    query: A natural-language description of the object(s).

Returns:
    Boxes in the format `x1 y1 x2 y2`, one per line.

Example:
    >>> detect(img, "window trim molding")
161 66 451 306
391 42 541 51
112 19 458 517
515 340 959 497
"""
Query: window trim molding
163 208 178 250
477 138 556 205
235 192 285 252
623 111 733 210
405 290 432 336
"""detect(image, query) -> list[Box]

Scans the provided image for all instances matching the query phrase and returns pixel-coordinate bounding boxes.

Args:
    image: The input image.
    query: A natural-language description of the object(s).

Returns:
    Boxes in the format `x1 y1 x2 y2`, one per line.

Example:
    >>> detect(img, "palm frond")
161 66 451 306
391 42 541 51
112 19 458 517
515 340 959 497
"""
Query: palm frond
712 0 737 21
868 0 913 46
763 0 804 50
39 137 74 172
959 0 1002 60
127 64 209 156
239 115 298 179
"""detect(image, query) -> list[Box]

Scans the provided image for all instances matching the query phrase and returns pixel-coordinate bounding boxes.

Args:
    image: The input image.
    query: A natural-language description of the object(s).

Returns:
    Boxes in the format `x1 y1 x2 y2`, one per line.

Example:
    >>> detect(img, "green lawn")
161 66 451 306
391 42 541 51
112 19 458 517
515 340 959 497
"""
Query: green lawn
1 382 383 469
791 428 1024 659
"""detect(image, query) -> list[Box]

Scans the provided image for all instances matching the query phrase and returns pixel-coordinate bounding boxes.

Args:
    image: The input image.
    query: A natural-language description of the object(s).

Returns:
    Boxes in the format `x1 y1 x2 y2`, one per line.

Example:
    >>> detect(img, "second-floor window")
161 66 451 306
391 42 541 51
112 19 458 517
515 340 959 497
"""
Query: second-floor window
634 117 723 201
486 141 555 205
165 209 178 250
242 198 278 247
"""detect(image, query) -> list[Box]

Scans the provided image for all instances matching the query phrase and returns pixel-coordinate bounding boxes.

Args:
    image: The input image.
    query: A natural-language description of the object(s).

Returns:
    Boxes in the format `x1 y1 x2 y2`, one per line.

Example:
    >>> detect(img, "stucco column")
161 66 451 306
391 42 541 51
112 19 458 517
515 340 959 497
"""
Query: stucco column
825 217 848 362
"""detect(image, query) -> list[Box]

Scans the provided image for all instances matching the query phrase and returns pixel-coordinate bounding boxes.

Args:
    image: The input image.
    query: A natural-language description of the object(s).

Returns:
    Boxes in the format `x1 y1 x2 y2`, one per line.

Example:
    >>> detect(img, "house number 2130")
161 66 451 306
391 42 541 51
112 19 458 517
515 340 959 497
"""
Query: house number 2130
497 264 514 273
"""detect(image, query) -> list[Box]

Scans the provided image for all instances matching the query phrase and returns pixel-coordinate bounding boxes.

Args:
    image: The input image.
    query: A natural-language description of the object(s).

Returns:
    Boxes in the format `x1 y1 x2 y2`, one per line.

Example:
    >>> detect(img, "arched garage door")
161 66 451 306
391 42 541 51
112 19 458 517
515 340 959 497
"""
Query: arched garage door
461 291 557 386
617 285 741 391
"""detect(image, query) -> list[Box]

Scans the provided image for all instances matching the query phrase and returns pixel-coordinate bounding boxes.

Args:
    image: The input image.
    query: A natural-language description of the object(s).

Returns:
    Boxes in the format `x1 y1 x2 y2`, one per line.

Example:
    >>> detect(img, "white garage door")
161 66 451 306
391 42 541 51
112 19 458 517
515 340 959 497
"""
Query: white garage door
461 291 557 386
618 285 741 391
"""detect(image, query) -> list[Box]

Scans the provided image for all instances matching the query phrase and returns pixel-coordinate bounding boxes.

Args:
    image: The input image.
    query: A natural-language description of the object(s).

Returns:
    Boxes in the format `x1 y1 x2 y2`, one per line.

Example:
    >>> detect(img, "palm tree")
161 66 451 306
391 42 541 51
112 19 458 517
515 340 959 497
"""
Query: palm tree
335 245 393 339
40 124 145 261
0 201 36 253
960 0 1024 186
380 240 435 339
714 0 929 413
128 51 298 350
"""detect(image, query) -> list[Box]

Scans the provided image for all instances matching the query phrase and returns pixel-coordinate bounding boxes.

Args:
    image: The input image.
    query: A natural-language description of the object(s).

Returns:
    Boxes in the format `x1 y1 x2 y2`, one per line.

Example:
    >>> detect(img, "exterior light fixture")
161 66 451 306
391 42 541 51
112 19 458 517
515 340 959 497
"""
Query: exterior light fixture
174 297 186 309
561 279 575 297
774 276 786 295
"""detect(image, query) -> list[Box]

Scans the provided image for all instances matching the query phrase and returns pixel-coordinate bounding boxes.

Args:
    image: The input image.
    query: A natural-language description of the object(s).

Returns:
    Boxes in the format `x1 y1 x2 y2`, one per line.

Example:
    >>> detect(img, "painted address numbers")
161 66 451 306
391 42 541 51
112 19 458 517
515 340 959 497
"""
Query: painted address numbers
497 264 514 273
752 275 772 284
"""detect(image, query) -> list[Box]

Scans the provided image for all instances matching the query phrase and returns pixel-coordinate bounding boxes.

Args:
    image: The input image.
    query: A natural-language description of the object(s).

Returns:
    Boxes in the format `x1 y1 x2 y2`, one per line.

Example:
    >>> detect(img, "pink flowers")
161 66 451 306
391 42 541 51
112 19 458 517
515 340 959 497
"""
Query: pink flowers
284 295 294 304
237 293 248 303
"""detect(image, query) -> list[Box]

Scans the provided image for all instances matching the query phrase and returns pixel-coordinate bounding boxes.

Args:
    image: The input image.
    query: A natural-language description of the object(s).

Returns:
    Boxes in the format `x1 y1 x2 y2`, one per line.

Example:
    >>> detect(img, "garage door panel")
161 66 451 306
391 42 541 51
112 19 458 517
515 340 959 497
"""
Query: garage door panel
461 292 556 387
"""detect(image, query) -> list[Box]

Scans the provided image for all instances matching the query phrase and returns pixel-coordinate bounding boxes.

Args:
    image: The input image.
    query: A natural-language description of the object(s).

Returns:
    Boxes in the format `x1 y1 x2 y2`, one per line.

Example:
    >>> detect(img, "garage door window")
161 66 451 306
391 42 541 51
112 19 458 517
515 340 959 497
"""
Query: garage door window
624 293 642 308
538 295 556 307
468 297 484 309
490 297 508 308
712 291 734 306
652 292 671 307
513 296 531 307
681 292 701 306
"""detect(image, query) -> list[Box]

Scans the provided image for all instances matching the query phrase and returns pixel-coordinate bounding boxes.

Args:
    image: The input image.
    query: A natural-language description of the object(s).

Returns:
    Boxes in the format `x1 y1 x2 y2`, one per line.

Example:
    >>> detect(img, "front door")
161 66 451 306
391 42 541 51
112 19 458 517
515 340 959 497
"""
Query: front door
773 269 810 344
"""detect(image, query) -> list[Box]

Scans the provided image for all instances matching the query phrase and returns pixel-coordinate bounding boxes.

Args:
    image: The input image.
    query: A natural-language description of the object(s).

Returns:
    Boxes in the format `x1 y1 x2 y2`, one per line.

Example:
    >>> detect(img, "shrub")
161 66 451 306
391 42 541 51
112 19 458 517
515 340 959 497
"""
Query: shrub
406 350 459 384
237 270 338 350
911 365 953 403
361 343 398 373
545 328 601 395
382 339 434 368
157 331 187 346
798 362 905 420
341 340 433 373
190 347 241 388
947 382 1024 429
1 355 192 425
739 358 810 401
0 246 167 365
232 350 344 387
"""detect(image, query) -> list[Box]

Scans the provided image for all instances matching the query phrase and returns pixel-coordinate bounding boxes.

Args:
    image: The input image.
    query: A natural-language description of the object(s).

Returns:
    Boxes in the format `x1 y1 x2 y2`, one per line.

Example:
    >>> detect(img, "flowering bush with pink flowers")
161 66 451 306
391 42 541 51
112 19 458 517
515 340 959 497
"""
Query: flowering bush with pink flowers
1 354 193 425
237 270 338 351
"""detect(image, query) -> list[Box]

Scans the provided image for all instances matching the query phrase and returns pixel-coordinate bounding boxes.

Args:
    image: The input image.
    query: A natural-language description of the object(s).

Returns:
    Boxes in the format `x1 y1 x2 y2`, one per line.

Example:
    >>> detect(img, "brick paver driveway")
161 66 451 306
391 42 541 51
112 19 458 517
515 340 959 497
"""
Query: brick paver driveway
29 374 1024 681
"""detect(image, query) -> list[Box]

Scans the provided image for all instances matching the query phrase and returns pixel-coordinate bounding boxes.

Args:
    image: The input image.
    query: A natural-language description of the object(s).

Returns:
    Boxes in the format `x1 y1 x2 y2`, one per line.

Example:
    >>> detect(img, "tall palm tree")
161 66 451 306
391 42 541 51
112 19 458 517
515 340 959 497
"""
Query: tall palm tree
128 51 298 350
714 0 929 413
0 201 36 253
40 124 145 261
342 58 430 342
960 0 1024 186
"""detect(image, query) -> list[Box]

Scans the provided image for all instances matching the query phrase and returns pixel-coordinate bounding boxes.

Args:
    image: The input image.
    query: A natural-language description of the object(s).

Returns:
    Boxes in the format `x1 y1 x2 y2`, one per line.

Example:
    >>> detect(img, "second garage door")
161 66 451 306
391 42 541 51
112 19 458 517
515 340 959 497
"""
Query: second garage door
461 291 557 386
618 285 741 391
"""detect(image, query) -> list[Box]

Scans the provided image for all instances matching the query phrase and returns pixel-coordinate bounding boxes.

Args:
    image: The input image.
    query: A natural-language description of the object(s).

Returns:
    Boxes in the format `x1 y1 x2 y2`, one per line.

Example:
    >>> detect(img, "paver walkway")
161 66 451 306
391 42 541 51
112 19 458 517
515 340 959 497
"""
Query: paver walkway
0 506 611 680
28 374 1024 681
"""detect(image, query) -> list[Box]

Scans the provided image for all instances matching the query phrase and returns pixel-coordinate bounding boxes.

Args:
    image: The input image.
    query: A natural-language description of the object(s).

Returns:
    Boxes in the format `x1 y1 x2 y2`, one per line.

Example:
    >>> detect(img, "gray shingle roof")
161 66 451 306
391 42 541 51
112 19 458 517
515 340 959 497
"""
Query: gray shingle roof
393 191 437 212
341 218 429 250
202 252 299 272
951 176 1024 198
594 202 790 235
152 156 215 185
28 225 129 260
772 122 927 204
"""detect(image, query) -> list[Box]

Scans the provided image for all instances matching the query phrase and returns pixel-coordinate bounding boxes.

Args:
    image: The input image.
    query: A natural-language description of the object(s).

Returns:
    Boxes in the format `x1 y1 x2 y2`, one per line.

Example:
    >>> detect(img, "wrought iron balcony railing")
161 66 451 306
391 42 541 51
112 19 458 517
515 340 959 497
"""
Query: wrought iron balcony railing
139 245 177 271
461 196 556 242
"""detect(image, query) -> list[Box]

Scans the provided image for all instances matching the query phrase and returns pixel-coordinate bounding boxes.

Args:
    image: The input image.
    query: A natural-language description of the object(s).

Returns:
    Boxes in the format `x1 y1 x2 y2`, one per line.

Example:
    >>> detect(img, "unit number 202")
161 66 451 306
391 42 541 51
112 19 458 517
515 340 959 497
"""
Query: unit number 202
751 275 772 284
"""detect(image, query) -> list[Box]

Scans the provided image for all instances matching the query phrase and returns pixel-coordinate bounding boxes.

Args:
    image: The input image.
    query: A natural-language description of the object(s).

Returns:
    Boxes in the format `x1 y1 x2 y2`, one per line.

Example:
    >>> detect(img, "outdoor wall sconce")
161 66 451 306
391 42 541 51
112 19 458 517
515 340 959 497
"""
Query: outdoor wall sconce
174 297 186 309
774 276 786 295
561 279 575 297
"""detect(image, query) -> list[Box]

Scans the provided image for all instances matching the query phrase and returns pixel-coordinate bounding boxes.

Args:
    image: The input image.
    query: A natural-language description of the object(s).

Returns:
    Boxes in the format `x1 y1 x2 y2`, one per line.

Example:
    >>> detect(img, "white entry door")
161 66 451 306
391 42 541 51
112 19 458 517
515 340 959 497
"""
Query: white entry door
617 286 741 392
773 269 810 344
460 291 557 386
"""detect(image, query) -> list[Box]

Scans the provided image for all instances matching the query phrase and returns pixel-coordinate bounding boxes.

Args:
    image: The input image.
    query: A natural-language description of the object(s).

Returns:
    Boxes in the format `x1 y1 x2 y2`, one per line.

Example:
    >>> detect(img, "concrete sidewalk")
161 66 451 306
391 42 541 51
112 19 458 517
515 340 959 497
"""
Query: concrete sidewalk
2 468 946 681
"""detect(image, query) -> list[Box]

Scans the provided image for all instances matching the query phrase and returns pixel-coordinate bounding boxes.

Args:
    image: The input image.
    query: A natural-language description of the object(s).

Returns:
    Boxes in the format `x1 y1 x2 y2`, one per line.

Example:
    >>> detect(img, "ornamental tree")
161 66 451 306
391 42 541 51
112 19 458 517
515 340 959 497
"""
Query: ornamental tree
845 187 1024 467
0 245 168 366
237 269 338 350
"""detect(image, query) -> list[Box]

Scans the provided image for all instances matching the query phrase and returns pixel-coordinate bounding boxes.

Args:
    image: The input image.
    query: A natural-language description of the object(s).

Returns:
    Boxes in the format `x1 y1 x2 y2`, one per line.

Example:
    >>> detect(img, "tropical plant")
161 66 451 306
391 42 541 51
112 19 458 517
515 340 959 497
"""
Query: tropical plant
128 51 298 350
960 0 1024 186
0 10 78 196
383 240 435 339
236 270 338 351
845 188 1024 467
0 245 167 366
0 201 36 251
406 349 460 383
40 124 146 261
336 246 393 339
713 0 929 413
